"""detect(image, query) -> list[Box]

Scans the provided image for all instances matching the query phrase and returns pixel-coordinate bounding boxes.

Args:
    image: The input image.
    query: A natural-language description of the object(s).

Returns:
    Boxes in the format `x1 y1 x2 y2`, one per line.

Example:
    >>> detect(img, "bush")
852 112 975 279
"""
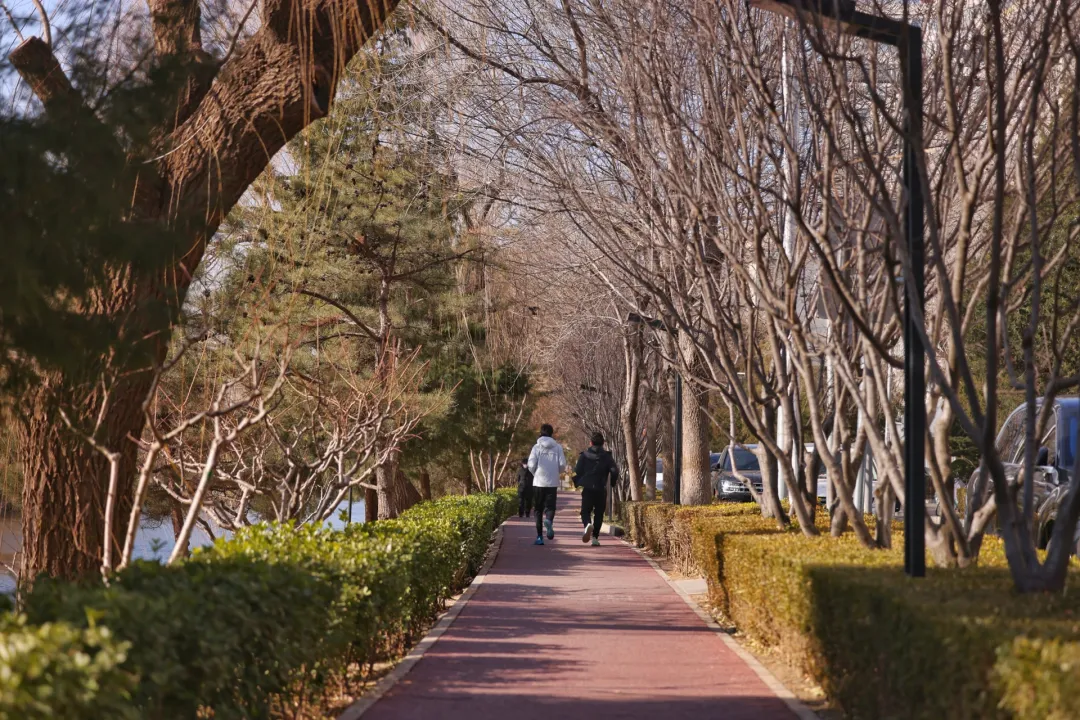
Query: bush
632 499 1080 720
13 490 515 719
995 636 1080 720
621 500 762 559
0 615 137 720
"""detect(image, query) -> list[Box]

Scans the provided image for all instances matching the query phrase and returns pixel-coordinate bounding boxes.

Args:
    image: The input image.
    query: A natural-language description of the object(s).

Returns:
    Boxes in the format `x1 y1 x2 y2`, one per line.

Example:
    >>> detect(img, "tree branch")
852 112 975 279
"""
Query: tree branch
147 0 203 57
296 289 381 343
9 37 81 114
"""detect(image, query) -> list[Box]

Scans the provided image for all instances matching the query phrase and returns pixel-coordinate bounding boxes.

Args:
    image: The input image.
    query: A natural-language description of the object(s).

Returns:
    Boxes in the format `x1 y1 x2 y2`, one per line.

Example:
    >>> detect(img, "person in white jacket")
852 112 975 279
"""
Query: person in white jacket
527 424 567 545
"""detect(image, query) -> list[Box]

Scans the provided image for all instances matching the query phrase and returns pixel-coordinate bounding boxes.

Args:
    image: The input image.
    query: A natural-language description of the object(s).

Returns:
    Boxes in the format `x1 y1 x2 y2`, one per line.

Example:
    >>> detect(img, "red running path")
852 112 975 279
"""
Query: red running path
362 494 799 720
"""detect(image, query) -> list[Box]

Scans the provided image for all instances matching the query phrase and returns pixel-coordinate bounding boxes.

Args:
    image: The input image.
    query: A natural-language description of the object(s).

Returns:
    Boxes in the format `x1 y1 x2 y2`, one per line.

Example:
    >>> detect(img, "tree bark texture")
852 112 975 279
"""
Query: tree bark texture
419 468 432 501
661 371 676 504
679 336 713 506
375 459 400 521
364 487 378 523
621 327 643 501
10 0 401 580
643 408 657 501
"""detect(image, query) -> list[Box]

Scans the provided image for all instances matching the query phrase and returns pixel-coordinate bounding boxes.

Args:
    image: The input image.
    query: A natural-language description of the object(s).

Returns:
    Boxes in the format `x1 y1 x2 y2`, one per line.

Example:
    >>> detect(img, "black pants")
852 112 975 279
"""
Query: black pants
518 486 533 516
581 487 605 539
534 487 558 536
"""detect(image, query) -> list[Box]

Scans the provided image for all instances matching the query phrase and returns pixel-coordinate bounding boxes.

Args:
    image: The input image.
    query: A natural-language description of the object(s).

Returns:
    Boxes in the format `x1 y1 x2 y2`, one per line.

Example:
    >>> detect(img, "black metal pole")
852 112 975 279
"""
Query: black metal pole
348 484 353 525
674 372 683 506
902 26 926 578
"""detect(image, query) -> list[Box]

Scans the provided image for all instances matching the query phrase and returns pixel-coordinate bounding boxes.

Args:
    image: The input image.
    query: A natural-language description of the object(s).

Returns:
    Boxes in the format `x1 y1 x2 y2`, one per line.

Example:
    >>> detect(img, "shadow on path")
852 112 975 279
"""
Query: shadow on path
362 494 798 720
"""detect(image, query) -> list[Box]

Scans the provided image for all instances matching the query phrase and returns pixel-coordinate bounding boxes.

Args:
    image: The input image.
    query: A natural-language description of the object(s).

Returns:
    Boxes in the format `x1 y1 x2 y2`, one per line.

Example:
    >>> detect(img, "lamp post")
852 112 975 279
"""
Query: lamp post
627 313 683 506
750 0 925 577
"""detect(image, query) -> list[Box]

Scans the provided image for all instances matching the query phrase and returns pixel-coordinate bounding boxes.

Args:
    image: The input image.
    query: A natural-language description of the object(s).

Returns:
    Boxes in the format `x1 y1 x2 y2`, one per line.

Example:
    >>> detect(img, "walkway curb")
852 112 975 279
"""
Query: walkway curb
337 523 506 720
624 540 820 720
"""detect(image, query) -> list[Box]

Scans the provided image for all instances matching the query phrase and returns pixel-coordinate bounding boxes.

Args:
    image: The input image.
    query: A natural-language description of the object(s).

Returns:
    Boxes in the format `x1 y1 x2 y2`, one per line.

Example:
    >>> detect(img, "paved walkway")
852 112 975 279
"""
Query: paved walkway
363 495 799 720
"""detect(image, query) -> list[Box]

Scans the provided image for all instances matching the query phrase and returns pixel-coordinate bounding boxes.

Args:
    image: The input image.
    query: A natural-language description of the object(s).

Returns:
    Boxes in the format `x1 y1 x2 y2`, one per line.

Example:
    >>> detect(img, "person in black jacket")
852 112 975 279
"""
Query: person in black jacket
516 458 534 518
572 433 620 546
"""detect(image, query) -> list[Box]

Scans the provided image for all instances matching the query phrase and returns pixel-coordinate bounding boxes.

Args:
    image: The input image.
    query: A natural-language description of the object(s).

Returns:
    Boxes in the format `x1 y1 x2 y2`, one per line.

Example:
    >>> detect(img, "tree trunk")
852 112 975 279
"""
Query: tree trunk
375 453 420 520
397 468 422 510
680 376 713 506
169 502 189 561
365 487 378 523
757 408 788 524
876 481 894 549
376 458 399 521
18 376 145 580
661 371 676 504
8 0 401 581
644 409 657 501
621 327 644 501
419 468 432 501
170 503 184 542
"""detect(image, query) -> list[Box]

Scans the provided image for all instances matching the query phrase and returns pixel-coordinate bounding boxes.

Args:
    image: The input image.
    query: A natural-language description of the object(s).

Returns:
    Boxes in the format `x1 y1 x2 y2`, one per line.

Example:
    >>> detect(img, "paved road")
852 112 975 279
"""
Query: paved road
363 494 798 720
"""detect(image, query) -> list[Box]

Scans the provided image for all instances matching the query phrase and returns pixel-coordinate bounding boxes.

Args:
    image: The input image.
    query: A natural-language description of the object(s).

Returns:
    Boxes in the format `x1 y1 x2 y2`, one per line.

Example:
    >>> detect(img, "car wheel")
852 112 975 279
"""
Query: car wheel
1044 527 1080 558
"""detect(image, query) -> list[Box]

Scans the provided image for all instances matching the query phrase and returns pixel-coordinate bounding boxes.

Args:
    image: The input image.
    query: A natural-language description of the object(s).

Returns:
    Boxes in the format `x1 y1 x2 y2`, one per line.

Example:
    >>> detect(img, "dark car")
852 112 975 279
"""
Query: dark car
966 398 1080 552
713 445 762 500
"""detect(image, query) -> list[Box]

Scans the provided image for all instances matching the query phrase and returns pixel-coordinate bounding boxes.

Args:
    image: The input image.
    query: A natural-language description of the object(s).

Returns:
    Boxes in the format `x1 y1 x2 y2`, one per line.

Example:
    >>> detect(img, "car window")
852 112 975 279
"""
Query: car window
734 451 760 472
996 406 1027 465
656 459 663 474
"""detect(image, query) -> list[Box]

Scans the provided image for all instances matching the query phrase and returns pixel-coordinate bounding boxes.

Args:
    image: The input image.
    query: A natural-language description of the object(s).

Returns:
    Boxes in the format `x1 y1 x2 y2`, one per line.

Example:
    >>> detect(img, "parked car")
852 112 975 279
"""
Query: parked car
655 455 722 494
808 442 905 514
713 445 762 500
964 397 1080 552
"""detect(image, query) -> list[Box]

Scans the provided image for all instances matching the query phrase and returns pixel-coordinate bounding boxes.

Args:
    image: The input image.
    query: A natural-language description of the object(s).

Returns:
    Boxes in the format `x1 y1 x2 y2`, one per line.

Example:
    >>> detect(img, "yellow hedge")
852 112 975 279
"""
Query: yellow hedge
622 500 1080 720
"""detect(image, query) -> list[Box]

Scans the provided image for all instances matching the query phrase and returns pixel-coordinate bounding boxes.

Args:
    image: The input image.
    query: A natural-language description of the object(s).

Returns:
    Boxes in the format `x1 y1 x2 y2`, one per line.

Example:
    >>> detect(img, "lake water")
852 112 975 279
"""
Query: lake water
0 498 366 594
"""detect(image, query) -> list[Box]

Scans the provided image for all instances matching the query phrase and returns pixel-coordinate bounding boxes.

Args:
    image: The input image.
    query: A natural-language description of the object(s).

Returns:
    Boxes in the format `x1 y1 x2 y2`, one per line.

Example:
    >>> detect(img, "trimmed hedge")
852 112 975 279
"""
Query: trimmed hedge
623 500 1080 720
6 490 516 719
0 615 137 720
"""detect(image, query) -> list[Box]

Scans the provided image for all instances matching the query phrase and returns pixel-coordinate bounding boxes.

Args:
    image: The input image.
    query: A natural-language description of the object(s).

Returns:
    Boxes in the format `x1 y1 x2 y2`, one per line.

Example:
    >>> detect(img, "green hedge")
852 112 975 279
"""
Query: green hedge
0 614 136 720
5 490 516 719
623 500 1080 720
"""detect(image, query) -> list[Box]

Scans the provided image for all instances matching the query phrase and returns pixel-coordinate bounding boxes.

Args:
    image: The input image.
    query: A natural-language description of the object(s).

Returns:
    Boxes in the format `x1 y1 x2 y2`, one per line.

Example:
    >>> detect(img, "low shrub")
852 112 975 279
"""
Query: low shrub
689 512 791 616
622 500 763 559
0 615 137 720
24 555 338 719
634 500 1080 720
995 636 1080 720
809 564 1080 719
10 490 515 719
640 503 677 555
620 501 653 547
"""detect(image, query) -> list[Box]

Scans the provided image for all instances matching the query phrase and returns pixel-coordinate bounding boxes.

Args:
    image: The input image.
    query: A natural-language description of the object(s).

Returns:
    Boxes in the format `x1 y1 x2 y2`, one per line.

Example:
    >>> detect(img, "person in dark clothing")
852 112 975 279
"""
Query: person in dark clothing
516 458 534 517
572 432 620 546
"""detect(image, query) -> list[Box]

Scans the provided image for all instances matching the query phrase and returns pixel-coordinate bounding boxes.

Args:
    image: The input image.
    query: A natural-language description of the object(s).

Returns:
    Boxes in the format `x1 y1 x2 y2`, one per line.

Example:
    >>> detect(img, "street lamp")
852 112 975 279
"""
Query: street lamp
750 0 926 577
627 312 682 506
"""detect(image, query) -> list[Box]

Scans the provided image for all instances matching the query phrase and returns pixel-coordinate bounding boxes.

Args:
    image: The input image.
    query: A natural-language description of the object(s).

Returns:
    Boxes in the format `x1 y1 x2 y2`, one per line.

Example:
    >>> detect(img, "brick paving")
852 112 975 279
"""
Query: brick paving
363 494 798 720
